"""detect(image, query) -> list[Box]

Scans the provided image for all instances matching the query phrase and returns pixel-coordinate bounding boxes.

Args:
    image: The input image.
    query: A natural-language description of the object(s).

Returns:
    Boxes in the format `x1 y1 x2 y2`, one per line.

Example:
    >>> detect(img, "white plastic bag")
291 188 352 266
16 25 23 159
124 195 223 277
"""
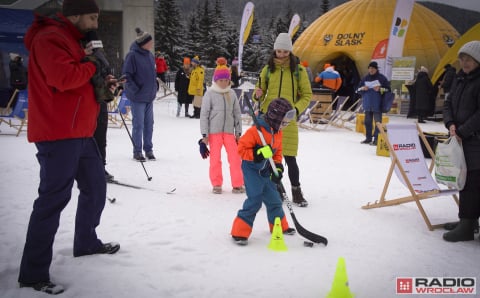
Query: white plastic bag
434 136 467 190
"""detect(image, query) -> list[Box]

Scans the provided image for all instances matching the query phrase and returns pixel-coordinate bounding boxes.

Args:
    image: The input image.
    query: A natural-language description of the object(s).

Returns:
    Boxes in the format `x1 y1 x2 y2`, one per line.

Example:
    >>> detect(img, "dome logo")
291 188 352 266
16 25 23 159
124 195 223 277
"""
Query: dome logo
392 17 409 37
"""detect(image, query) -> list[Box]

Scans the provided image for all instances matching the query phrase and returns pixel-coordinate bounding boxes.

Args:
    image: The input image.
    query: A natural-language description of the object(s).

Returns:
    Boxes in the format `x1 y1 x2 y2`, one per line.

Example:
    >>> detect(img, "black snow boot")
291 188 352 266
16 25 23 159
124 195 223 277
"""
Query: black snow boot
292 185 308 207
444 219 479 233
443 219 476 242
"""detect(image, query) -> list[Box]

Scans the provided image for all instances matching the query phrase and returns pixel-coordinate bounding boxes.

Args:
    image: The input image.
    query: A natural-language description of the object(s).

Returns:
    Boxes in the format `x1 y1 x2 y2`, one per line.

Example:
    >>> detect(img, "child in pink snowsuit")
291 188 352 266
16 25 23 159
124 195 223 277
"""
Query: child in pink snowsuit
200 63 244 194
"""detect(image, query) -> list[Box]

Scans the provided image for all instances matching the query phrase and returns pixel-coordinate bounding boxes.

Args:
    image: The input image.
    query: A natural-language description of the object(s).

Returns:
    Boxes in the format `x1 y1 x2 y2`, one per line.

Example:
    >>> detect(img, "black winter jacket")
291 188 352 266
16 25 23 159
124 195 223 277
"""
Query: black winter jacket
443 67 480 170
175 68 193 104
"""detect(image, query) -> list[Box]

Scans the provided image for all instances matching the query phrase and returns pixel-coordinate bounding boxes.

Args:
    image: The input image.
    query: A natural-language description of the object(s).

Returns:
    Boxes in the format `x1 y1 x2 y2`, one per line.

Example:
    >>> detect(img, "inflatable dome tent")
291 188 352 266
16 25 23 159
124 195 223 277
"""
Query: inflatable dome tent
294 0 459 95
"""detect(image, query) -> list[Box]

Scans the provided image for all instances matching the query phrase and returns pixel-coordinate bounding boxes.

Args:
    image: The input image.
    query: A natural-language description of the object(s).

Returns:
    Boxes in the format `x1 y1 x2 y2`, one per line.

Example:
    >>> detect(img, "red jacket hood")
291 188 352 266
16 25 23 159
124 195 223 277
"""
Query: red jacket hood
25 13 84 51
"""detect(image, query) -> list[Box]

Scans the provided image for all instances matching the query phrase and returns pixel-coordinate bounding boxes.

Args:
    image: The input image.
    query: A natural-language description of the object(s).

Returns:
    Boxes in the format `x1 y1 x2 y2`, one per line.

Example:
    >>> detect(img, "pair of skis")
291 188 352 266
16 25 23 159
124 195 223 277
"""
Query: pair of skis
107 179 176 203
245 99 328 246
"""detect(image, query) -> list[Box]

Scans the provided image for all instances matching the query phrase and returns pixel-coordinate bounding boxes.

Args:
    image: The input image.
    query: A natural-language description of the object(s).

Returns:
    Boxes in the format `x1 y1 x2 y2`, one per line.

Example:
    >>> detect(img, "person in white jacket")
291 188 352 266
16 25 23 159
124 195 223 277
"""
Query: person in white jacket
200 64 244 194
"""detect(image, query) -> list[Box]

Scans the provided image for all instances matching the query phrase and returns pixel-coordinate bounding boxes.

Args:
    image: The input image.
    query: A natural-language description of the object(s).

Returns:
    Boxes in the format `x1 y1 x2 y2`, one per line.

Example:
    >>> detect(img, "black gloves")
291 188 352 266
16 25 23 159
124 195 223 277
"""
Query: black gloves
253 145 273 163
198 139 210 159
82 55 115 103
270 163 284 184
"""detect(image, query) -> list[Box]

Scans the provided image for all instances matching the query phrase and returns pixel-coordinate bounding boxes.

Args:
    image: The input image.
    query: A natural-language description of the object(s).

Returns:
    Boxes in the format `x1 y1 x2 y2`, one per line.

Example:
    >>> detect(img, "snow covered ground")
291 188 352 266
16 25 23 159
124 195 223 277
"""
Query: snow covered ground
0 90 478 298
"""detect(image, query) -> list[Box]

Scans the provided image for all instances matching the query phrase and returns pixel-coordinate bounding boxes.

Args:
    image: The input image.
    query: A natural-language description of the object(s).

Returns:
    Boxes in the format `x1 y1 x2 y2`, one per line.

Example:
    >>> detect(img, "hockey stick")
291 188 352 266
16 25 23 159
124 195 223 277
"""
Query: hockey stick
246 99 328 245
119 110 152 181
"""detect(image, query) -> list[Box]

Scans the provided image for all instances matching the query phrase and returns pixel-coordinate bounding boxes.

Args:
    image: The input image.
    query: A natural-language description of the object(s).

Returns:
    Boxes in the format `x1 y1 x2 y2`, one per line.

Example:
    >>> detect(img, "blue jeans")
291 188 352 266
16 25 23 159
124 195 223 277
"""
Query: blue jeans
19 138 106 283
364 111 382 141
130 101 154 154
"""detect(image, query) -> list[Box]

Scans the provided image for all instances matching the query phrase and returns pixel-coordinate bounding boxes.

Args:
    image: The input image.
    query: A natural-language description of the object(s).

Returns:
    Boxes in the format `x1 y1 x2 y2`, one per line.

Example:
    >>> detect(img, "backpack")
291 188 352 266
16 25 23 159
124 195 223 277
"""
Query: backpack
380 91 395 113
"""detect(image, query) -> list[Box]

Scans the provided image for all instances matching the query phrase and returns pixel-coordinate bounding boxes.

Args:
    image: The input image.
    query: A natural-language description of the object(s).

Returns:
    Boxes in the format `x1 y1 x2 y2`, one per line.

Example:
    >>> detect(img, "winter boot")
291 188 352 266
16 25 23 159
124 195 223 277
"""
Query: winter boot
190 107 200 119
176 103 181 117
185 104 190 117
444 219 479 233
292 185 308 207
232 236 248 246
19 281 65 295
443 219 476 242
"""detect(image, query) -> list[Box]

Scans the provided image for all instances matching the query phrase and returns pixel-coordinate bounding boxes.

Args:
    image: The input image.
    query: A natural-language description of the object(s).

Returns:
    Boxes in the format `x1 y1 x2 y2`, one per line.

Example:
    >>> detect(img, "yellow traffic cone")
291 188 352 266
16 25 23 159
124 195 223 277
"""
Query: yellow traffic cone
268 217 288 251
326 257 354 298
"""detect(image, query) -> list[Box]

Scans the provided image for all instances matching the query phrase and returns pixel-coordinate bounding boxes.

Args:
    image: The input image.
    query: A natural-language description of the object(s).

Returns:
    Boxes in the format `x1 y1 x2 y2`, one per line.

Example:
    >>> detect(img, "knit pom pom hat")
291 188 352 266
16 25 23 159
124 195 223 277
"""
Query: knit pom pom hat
213 65 231 81
135 27 152 47
62 0 99 16
216 57 228 66
191 56 200 64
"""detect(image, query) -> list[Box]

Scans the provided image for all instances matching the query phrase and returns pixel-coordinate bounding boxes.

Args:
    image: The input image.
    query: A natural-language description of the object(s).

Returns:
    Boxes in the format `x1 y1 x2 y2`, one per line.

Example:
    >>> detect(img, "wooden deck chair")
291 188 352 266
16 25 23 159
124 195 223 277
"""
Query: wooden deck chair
298 95 340 131
234 87 254 125
322 95 350 130
155 78 177 100
362 123 459 231
0 89 19 117
309 95 339 127
334 97 363 130
0 89 28 136
106 90 123 127
297 99 319 130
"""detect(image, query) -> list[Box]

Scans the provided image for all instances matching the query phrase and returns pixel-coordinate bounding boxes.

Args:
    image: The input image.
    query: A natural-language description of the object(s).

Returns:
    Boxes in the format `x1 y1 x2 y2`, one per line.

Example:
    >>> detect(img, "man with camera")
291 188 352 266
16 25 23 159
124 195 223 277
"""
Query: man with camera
18 0 119 294
82 30 118 182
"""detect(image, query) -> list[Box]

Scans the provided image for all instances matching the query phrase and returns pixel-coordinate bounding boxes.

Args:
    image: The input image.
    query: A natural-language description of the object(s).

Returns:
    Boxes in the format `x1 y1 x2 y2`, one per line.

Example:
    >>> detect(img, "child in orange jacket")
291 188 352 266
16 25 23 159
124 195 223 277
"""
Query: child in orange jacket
231 98 296 245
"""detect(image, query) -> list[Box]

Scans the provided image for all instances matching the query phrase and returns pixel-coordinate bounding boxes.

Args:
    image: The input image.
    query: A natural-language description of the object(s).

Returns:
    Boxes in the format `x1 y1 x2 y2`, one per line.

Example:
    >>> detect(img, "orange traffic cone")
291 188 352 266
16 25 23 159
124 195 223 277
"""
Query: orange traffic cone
326 257 354 298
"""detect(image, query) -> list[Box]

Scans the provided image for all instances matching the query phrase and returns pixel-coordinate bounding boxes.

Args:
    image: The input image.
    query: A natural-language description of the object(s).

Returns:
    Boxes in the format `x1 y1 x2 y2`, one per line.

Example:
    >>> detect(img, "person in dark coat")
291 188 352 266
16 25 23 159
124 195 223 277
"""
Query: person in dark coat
122 27 157 162
442 40 480 242
440 63 456 97
357 61 390 145
175 57 193 117
9 53 27 90
413 66 435 123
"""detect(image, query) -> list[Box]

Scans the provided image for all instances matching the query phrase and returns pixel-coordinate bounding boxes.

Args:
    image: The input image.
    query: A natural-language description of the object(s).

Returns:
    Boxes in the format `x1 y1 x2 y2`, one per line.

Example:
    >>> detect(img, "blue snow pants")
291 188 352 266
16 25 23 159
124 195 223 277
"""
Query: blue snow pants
18 137 106 283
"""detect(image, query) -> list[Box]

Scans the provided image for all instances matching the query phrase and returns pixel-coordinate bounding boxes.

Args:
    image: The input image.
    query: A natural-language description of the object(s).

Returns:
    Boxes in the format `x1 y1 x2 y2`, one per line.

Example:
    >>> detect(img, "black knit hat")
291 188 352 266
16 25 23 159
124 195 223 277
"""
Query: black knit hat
135 27 153 47
62 0 99 17
368 61 378 69
265 98 293 132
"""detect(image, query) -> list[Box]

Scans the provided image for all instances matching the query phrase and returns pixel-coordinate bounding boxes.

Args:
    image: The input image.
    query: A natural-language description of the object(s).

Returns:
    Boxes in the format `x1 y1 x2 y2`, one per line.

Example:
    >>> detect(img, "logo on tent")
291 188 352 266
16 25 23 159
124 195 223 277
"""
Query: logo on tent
392 17 408 37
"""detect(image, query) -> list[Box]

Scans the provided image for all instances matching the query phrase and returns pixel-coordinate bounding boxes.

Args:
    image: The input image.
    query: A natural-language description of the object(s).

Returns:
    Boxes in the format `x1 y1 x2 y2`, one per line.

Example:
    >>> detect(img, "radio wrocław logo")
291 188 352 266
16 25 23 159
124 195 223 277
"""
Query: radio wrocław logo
396 277 476 295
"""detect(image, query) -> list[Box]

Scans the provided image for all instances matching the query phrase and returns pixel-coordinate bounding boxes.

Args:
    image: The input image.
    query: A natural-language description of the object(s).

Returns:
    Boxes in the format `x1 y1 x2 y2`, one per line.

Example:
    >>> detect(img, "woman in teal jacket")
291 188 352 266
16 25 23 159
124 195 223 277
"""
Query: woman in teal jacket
253 33 312 207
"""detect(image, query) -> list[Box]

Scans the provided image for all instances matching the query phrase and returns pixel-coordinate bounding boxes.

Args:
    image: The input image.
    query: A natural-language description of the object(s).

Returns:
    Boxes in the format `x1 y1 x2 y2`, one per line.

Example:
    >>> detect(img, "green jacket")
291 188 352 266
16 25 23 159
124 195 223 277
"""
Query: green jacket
255 64 312 156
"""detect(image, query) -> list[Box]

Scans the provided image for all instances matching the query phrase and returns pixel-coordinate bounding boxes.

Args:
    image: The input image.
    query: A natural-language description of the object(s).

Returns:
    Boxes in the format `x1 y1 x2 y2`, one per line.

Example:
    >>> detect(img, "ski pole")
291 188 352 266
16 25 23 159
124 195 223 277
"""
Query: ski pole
245 98 327 245
119 109 152 181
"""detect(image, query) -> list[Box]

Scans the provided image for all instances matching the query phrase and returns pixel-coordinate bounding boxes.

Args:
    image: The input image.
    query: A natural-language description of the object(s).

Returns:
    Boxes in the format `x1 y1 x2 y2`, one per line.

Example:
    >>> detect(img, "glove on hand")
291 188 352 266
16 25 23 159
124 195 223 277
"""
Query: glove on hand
81 55 114 103
198 139 210 159
270 163 284 184
253 145 273 163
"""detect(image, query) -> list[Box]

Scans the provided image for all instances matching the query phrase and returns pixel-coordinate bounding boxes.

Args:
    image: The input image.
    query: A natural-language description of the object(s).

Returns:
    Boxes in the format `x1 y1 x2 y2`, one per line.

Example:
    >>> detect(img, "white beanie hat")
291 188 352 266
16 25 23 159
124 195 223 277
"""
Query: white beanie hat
274 33 293 52
458 40 480 63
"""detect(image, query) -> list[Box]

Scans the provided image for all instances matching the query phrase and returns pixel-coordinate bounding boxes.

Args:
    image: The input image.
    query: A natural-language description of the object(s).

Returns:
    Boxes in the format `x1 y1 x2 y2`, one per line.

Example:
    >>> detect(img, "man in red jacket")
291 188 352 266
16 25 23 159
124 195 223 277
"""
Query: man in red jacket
18 0 119 294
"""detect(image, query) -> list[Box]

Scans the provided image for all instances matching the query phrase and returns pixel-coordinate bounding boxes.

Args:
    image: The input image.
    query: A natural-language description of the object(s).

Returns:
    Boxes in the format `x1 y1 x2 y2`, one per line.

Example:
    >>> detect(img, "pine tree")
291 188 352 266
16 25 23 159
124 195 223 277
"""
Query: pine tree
198 0 215 66
242 18 267 72
321 0 330 14
184 14 201 60
154 0 184 70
